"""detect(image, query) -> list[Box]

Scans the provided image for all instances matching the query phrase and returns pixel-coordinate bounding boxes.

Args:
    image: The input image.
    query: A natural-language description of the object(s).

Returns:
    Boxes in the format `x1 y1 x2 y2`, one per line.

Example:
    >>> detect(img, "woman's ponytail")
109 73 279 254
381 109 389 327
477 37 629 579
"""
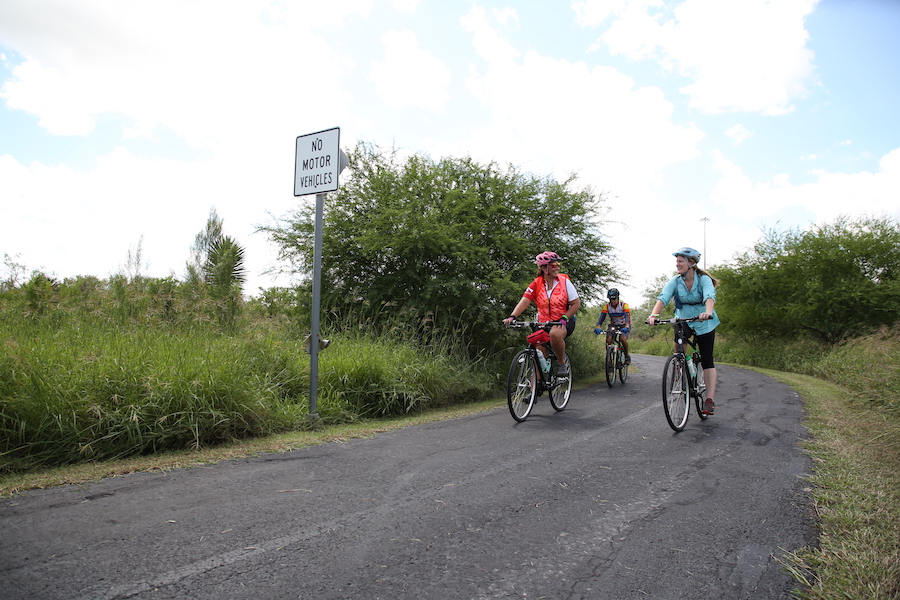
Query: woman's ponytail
694 265 719 287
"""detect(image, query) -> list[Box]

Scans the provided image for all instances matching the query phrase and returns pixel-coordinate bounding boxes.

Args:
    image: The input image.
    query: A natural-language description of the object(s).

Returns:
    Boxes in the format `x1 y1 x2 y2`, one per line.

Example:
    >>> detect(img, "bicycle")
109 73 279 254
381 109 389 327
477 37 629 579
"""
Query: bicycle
505 320 573 422
598 326 629 387
649 317 709 432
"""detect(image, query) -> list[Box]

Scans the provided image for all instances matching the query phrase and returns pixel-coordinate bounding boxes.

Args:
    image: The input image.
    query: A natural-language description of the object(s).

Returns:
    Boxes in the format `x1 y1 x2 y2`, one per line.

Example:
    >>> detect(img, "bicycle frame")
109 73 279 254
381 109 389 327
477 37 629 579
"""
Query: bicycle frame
651 317 707 431
600 326 628 387
605 327 625 351
505 320 573 422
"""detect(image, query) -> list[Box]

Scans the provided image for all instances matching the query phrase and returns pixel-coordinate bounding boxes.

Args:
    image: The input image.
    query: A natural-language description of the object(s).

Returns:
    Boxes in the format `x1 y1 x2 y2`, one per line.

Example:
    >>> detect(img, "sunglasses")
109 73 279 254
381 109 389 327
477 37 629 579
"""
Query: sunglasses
548 261 561 267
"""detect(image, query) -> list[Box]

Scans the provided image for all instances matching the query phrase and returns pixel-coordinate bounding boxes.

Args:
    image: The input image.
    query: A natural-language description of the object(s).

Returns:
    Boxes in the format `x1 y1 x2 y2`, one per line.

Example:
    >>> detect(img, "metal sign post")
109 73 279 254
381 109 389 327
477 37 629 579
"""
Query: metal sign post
294 127 347 421
308 192 325 420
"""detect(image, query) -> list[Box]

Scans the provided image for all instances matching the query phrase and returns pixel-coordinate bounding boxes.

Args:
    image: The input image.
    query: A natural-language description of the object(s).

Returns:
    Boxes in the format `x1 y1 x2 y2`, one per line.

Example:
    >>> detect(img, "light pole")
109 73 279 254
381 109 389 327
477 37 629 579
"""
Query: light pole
700 217 710 269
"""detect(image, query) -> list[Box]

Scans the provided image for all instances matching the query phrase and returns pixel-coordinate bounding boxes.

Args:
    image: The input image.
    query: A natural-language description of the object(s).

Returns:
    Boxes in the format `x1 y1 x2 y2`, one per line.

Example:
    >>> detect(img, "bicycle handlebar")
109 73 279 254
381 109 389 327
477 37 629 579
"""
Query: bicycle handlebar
505 320 566 329
596 328 624 335
647 316 701 325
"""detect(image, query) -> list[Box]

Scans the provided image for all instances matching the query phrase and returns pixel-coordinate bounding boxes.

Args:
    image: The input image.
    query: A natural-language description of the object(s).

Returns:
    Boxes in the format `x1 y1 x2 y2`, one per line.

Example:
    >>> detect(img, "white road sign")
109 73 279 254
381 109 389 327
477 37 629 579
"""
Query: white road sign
294 127 341 196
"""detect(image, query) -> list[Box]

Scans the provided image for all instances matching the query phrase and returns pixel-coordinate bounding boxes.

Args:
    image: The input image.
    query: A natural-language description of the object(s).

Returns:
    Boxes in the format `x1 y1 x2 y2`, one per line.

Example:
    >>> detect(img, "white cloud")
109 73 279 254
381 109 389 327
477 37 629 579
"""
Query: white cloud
369 29 452 112
461 5 521 66
572 0 657 28
491 7 520 27
578 0 820 115
0 145 298 290
0 1 362 146
725 123 752 144
805 148 900 221
709 151 788 219
0 0 376 290
582 0 670 61
458 5 703 197
388 0 419 13
710 147 900 224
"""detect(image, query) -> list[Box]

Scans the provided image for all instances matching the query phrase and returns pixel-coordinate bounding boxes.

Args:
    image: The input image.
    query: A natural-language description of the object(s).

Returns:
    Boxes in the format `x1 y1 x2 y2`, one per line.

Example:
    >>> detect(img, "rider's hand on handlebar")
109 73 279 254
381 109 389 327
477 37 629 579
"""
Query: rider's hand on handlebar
646 315 658 325
503 316 516 325
594 327 603 335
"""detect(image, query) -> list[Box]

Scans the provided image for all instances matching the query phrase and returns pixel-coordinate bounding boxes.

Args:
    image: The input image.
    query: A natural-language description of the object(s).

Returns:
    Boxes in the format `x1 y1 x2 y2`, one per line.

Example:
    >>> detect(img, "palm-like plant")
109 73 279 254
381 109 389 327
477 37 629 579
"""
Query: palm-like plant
205 235 247 330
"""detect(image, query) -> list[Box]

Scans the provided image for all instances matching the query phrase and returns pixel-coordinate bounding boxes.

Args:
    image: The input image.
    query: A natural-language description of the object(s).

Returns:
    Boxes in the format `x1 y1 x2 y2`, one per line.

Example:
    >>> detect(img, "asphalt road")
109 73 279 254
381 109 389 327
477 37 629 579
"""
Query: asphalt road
1 355 816 600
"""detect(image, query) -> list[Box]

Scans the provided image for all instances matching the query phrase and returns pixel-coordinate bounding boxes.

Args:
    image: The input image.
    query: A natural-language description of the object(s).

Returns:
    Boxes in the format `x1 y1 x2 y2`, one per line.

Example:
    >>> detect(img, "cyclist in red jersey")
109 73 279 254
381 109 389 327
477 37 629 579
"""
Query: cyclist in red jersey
503 251 581 378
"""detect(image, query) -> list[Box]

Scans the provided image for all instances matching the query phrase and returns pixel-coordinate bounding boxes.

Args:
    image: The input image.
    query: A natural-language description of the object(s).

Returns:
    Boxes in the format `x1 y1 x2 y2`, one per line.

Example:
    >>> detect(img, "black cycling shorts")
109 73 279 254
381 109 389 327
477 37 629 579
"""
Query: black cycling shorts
564 316 576 338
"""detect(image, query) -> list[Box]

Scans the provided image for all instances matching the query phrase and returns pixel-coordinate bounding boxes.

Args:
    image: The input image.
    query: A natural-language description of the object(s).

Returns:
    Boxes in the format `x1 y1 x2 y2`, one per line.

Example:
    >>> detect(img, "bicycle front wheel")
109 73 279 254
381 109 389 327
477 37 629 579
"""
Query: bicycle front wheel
605 346 617 387
662 354 690 431
693 359 708 420
617 346 629 384
507 349 537 422
549 352 572 411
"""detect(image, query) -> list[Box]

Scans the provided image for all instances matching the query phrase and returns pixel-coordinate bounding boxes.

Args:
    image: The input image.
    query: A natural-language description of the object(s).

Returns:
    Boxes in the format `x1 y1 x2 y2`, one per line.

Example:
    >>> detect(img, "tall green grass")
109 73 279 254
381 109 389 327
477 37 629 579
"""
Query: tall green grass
0 314 493 473
1 319 298 470
806 325 900 411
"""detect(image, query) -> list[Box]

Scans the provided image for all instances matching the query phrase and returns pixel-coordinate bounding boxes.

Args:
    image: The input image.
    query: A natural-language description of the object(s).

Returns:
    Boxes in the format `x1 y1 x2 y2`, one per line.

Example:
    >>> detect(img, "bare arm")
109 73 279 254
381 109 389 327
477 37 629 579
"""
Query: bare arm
564 298 581 321
699 297 715 321
503 297 532 323
646 300 665 324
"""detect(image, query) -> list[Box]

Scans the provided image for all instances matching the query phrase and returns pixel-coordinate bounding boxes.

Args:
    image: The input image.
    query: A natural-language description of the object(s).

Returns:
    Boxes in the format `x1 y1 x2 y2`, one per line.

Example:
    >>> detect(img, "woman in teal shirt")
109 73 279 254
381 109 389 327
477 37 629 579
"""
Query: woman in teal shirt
646 247 720 415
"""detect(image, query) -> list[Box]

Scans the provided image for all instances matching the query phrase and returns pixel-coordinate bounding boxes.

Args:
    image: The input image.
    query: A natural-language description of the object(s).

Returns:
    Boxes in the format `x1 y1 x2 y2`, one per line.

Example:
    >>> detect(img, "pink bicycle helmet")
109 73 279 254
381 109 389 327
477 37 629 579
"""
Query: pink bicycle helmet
535 251 562 266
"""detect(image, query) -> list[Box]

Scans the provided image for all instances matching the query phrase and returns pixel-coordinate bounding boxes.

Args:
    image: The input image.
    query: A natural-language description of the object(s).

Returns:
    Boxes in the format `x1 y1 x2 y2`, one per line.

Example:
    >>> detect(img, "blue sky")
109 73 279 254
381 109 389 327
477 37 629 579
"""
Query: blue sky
2 0 899 305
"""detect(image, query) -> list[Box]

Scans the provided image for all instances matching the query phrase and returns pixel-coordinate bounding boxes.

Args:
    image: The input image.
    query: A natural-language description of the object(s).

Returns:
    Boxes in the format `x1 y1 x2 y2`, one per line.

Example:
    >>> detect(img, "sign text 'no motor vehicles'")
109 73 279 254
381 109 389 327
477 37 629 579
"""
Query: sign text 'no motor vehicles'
294 127 341 196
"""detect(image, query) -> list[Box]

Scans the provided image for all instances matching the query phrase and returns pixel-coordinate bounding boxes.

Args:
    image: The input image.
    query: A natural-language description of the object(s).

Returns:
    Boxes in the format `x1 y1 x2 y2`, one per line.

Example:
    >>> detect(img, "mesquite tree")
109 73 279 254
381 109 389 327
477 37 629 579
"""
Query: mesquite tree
262 142 623 352
715 215 900 343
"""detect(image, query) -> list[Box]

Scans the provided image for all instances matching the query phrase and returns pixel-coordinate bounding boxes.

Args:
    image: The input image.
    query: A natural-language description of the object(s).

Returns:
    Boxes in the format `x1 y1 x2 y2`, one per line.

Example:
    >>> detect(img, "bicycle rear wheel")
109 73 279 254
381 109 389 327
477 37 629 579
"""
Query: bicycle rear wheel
605 346 616 387
693 359 708 420
549 352 572 411
617 346 629 384
662 354 689 431
507 349 537 422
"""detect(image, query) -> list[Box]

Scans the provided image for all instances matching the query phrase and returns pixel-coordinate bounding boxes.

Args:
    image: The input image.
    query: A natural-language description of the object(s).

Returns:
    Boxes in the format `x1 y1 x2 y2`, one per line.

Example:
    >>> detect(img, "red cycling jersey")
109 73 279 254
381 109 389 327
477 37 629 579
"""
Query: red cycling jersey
523 274 574 322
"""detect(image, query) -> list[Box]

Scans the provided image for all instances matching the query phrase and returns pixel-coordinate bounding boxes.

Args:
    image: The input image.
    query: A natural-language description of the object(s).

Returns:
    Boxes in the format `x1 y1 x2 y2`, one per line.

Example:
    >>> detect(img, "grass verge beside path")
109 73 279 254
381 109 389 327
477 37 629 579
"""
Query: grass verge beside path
752 368 900 600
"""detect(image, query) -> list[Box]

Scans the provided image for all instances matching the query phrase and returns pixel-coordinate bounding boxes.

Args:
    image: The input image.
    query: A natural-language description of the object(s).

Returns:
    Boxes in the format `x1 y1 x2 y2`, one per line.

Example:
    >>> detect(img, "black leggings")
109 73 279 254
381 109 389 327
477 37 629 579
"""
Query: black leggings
692 329 716 370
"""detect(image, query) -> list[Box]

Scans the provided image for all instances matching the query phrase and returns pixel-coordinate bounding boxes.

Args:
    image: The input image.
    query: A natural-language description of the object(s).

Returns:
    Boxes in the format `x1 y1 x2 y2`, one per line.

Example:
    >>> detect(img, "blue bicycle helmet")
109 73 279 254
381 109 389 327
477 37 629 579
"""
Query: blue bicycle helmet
672 247 701 263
